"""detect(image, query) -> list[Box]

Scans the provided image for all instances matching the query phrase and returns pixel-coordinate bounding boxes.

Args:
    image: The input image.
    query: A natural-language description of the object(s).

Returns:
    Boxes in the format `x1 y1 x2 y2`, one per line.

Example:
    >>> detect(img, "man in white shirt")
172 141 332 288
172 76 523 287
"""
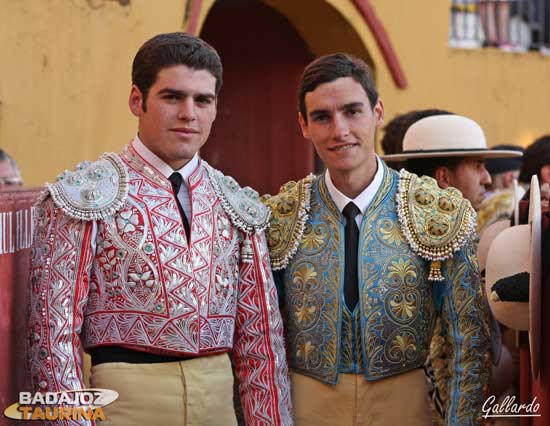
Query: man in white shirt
262 53 490 426
27 32 292 426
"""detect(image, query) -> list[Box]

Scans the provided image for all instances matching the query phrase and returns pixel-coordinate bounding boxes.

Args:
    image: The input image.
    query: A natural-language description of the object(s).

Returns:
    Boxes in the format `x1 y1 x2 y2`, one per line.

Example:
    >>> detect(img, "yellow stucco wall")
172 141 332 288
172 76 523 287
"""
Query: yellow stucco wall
0 0 186 186
255 0 550 151
366 0 550 150
1 0 549 186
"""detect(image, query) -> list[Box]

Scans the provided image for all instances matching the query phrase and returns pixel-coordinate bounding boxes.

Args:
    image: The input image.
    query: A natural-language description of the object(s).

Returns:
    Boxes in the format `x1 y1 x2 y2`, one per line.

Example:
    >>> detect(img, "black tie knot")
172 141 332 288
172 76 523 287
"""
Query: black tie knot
343 202 360 221
169 172 183 193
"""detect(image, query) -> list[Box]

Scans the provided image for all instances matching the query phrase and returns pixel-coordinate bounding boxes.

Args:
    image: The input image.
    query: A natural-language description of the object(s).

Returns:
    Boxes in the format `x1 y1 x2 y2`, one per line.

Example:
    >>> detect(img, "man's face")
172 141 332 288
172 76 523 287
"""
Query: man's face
0 160 22 188
447 157 491 209
129 64 217 170
298 76 384 177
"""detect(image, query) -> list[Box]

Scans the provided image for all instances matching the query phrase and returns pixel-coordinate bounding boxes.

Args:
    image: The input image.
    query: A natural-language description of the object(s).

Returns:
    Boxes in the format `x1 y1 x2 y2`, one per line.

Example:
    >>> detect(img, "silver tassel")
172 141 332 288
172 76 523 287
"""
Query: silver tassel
241 233 254 263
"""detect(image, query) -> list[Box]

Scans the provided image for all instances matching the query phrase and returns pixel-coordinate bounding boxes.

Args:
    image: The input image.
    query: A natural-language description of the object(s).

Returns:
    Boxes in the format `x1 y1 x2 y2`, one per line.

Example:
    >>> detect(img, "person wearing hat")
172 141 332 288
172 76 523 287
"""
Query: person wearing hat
476 144 525 233
485 144 524 192
383 114 523 213
263 54 491 426
384 115 523 425
380 109 452 172
519 135 550 198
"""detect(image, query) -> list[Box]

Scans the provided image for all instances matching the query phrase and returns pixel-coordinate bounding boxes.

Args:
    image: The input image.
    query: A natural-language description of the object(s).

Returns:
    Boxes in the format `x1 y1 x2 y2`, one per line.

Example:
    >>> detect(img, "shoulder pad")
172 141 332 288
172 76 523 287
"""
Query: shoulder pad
46 153 128 221
396 169 476 280
476 191 513 233
261 174 316 270
204 162 270 234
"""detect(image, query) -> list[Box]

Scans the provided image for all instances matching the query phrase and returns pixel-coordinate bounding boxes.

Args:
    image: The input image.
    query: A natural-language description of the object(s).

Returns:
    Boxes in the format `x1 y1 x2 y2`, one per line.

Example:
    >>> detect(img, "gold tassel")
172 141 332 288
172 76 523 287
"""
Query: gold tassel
428 260 444 281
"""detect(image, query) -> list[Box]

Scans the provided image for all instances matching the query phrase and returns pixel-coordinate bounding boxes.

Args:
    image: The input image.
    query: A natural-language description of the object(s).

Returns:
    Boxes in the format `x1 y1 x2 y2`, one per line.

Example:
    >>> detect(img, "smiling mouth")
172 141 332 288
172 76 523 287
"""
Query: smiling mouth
329 143 358 151
170 128 199 135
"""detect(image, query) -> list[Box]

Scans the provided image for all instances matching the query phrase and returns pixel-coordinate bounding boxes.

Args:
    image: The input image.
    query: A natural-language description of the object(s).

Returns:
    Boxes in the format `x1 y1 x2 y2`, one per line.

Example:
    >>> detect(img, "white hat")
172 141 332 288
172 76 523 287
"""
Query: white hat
383 115 524 161
477 219 511 273
485 175 541 378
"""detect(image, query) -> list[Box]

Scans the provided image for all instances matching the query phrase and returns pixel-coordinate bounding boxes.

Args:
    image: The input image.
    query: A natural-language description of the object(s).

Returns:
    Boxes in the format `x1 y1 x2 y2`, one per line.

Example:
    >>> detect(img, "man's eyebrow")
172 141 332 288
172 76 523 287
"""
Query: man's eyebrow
157 88 186 96
156 88 216 99
339 101 364 110
309 108 329 119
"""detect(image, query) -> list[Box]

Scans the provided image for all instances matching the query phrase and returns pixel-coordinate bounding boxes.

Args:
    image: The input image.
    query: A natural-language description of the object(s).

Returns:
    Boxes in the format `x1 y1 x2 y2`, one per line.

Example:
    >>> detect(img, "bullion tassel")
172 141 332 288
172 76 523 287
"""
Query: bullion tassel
241 233 254 263
428 260 444 281
0 208 34 255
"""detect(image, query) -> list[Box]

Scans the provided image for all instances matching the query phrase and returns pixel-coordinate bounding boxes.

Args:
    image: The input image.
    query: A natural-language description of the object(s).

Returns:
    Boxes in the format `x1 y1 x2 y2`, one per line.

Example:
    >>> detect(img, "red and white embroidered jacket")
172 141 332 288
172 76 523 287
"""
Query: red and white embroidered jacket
27 143 292 426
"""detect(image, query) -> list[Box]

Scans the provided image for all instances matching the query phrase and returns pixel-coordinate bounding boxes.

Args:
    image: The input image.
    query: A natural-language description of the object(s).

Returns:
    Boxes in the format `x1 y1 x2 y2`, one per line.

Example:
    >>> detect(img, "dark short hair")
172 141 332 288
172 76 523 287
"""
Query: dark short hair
406 157 462 178
298 53 378 122
132 32 223 110
519 135 550 183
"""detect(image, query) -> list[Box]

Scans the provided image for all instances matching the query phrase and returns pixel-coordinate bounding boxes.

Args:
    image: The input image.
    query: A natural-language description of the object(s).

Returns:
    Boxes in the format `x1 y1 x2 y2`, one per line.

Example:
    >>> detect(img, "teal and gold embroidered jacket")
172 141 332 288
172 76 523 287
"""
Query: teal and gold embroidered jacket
263 163 491 426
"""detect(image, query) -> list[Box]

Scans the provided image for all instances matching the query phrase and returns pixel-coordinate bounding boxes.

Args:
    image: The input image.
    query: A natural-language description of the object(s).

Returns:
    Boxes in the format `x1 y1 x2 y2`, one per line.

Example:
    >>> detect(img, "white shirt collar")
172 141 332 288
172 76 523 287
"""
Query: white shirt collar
132 135 200 183
324 156 384 215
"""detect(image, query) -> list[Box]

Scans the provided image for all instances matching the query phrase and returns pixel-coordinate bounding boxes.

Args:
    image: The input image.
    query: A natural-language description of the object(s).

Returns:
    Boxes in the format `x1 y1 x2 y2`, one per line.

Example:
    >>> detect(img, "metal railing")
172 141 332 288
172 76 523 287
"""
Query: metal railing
449 0 550 54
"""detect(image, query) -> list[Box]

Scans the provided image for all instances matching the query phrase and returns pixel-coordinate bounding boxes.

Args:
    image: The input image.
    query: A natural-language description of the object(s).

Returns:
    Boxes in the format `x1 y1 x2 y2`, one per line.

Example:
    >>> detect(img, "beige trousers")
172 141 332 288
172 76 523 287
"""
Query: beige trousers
90 353 237 426
292 368 432 426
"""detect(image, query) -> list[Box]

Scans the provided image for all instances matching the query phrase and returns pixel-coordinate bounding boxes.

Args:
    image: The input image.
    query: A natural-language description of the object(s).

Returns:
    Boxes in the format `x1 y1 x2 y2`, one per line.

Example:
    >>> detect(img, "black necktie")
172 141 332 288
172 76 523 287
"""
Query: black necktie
168 172 191 241
343 202 360 310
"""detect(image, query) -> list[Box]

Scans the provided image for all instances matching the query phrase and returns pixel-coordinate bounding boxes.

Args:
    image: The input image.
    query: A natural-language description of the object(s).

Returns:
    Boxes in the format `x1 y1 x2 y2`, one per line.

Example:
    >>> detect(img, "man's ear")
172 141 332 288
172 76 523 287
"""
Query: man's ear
434 166 452 189
129 85 145 117
373 98 384 126
540 164 550 185
298 112 310 140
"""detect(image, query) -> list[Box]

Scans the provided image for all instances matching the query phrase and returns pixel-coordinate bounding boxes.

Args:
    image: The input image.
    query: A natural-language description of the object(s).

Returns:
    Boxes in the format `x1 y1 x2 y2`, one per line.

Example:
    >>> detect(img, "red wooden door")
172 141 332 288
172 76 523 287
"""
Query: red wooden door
200 1 315 196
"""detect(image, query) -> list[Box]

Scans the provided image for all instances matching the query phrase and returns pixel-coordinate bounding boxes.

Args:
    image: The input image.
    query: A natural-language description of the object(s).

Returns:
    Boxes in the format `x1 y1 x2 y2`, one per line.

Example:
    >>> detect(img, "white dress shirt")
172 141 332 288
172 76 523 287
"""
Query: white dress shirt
133 135 199 220
324 156 384 228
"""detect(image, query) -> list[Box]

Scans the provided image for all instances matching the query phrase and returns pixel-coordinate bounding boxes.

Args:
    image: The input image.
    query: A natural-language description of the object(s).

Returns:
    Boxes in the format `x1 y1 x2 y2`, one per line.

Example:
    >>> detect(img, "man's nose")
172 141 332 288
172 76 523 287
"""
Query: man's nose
332 114 350 140
178 98 197 121
481 166 492 185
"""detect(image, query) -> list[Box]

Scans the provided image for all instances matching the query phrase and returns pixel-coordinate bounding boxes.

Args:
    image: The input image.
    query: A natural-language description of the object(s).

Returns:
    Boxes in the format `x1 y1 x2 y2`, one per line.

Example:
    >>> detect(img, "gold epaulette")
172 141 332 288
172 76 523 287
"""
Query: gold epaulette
476 191 513 233
396 169 477 281
261 174 316 270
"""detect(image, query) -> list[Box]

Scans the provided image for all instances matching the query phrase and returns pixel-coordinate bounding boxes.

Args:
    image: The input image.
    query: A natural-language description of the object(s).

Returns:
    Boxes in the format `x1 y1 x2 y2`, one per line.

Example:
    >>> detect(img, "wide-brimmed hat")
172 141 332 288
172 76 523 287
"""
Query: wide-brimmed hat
485 175 541 378
477 219 511 273
383 115 524 161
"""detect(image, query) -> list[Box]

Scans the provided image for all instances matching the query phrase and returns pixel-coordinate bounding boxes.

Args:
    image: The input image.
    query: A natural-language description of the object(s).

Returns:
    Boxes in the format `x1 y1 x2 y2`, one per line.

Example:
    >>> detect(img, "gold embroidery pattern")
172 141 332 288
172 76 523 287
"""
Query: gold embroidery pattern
443 243 491 425
396 169 477 281
301 222 330 253
386 328 418 364
286 167 437 383
286 177 342 382
476 190 513 233
340 307 364 372
262 174 315 270
291 262 321 328
378 218 404 247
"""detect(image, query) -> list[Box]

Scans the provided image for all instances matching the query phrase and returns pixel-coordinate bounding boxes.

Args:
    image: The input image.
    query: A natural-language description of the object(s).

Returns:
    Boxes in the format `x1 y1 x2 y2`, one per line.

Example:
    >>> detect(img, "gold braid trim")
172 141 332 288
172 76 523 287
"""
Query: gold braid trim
261 174 315 270
396 169 477 281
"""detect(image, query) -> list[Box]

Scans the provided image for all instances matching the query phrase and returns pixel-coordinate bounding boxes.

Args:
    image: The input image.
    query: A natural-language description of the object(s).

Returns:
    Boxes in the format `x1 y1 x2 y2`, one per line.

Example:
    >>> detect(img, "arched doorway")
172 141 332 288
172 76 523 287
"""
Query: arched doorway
200 0 315 195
